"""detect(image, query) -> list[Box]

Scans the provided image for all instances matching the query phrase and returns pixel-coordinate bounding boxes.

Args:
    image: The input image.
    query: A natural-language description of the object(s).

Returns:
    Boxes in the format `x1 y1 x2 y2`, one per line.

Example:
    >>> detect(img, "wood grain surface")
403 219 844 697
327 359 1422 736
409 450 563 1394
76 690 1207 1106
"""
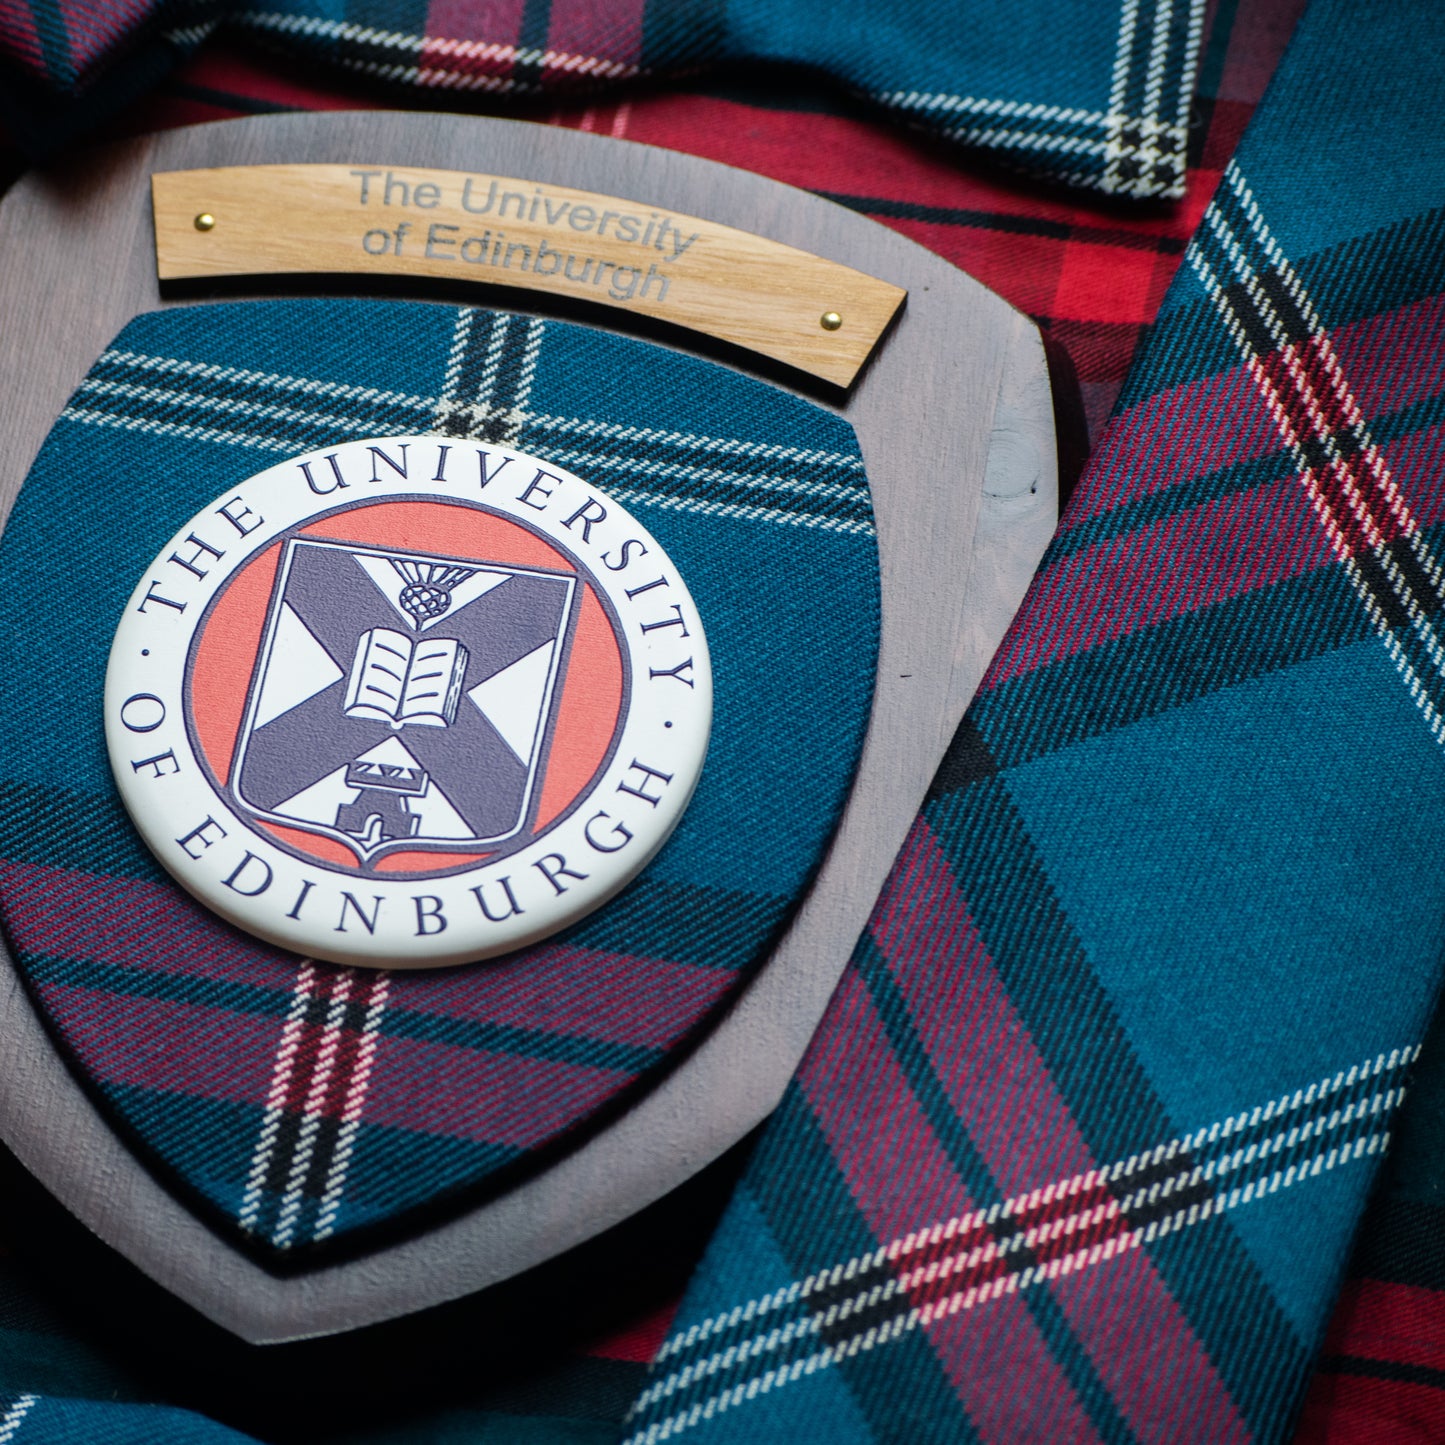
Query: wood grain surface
153 163 906 387
0 110 1057 1343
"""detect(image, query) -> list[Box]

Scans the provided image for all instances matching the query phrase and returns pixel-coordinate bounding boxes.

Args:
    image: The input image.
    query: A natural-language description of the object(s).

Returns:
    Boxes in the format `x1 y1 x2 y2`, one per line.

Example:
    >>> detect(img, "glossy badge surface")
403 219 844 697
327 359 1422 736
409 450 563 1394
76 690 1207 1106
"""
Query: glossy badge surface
105 436 711 968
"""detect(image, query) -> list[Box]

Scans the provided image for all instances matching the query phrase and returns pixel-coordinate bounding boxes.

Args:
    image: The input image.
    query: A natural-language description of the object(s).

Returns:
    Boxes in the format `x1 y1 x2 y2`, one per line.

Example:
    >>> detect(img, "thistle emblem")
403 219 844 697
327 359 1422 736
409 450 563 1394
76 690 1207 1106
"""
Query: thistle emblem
389 557 477 627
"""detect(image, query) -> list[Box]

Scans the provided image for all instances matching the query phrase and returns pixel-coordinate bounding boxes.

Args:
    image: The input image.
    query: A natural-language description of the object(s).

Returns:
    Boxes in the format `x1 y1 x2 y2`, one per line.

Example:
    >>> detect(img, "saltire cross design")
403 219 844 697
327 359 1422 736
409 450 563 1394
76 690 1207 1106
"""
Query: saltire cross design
231 537 575 866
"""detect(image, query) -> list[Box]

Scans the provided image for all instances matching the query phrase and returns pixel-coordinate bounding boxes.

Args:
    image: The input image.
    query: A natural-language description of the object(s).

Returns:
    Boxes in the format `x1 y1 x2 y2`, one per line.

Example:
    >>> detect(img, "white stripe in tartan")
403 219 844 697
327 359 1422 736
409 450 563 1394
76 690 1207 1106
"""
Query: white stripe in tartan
73 377 420 439
876 93 1111 129
623 1046 1415 1442
314 973 391 1243
90 349 438 411
602 480 874 538
0 1396 36 1445
160 22 218 48
237 962 391 1250
433 307 545 444
77 348 867 470
1188 163 1445 745
238 960 320 1238
60 348 872 534
57 403 873 534
229 11 639 89
880 0 1199 200
271 969 358 1250
1099 0 1202 199
1103 0 1144 196
533 443 871 511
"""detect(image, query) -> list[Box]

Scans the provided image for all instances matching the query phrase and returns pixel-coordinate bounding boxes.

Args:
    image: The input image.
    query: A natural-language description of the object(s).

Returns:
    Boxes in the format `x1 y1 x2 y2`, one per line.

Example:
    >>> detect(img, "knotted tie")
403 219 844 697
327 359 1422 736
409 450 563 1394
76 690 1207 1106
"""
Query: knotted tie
622 1 1445 1440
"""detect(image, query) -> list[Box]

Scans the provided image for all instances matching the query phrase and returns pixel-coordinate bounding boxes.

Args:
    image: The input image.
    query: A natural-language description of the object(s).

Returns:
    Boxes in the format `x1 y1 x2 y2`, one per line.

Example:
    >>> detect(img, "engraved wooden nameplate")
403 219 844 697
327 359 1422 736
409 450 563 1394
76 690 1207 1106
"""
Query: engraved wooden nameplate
152 164 907 388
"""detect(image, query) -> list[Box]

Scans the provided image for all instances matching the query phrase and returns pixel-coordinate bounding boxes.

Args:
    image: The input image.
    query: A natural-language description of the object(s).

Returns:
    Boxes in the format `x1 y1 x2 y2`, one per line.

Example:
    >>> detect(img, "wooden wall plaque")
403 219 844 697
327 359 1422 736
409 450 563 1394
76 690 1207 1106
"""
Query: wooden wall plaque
153 163 907 387
0 110 1058 1344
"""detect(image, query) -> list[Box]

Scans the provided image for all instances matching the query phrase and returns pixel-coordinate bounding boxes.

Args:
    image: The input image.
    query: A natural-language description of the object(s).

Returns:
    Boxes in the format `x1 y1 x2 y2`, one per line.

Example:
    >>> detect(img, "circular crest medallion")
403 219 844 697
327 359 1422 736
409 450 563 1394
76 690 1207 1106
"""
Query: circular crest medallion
104 437 712 968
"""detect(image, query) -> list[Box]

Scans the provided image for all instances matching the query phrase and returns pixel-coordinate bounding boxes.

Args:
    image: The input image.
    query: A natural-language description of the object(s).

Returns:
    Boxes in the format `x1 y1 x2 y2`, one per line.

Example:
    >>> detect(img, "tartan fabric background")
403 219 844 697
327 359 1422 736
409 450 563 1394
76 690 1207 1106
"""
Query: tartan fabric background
2 0 1444 1442
0 0 1206 200
0 298 879 1265
625 0 1445 1439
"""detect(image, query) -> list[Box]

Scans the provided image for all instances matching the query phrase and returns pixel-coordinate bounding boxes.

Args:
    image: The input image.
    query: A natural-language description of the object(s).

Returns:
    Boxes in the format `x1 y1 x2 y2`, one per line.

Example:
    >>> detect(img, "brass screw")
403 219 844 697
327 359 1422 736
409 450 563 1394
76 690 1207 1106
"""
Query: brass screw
820 311 843 331
194 212 216 232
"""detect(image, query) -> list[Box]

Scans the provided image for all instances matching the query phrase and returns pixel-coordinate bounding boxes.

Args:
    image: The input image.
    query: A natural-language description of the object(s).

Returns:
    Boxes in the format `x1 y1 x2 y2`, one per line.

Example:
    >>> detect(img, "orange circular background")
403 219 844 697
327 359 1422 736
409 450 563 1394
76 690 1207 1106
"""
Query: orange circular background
186 498 626 878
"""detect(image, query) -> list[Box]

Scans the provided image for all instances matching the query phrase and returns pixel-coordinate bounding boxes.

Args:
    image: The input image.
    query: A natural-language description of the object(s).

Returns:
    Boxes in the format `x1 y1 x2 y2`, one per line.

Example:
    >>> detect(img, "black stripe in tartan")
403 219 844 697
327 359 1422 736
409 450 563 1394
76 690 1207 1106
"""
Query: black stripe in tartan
27 0 76 89
973 556 1377 772
436 309 541 444
640 0 727 71
0 779 162 881
566 873 788 975
1315 1354 1445 1391
1119 201 1445 410
924 773 1306 1435
1350 1196 1445 1290
1188 168 1445 738
513 0 555 89
816 190 1190 255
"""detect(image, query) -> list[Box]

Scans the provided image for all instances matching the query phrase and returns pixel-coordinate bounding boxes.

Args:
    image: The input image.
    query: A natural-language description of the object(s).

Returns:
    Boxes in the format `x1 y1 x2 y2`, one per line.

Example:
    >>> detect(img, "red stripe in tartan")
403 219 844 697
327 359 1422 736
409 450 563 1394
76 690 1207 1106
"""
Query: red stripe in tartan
1332 292 1445 421
1058 364 1282 531
0 2 45 75
989 467 1328 687
360 1025 631 1149
392 935 736 1052
862 816 1247 1441
55 0 154 73
546 0 646 70
0 859 298 993
0 858 732 1051
799 968 1100 1442
1322 1279 1445 1377
1297 1374 1445 1444
31 978 282 1108
1058 288 1445 541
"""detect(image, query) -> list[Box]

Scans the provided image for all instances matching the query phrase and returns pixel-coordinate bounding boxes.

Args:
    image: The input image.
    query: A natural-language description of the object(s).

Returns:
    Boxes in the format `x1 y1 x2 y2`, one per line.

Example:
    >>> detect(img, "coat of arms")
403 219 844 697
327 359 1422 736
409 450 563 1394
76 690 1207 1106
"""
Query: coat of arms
231 538 576 865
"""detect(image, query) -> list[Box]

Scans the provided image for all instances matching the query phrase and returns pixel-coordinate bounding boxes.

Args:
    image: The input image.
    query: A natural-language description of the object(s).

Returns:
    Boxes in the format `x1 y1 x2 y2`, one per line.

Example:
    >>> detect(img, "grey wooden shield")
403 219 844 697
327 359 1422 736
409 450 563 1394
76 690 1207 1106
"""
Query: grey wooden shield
0 110 1057 1343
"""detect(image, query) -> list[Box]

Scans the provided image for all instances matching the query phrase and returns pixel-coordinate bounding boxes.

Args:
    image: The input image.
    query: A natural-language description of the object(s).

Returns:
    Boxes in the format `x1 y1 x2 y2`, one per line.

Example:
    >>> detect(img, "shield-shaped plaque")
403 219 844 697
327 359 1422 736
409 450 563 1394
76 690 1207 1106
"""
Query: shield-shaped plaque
0 109 1061 1343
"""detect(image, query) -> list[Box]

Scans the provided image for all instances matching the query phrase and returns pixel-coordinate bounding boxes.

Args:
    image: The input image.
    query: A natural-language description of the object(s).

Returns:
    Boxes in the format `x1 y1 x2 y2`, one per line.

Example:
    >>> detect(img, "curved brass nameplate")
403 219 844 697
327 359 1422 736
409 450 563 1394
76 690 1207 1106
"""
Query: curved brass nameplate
151 164 907 388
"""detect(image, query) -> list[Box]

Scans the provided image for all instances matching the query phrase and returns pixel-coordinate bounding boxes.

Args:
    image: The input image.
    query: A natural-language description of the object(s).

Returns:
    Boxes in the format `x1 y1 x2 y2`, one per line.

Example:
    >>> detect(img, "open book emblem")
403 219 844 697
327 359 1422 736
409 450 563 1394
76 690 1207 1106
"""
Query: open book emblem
231 538 576 864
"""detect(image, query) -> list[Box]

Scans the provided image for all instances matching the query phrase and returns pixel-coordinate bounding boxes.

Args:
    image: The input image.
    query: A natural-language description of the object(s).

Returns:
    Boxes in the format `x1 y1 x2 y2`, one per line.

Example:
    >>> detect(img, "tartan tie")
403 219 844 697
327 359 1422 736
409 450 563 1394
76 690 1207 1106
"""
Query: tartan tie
620 1 1445 1440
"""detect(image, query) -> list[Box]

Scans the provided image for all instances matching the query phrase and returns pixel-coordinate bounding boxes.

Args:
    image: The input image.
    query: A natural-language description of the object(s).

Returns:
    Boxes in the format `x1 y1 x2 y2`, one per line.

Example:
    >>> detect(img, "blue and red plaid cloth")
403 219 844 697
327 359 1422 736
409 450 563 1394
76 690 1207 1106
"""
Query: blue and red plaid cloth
5 0 1445 1442
0 297 879 1263
0 0 1204 200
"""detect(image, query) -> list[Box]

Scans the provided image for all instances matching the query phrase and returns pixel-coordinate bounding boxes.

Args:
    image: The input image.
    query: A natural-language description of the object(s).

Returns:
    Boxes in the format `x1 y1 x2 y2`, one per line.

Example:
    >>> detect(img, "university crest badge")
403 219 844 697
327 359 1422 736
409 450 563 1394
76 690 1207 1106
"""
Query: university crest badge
104 435 712 967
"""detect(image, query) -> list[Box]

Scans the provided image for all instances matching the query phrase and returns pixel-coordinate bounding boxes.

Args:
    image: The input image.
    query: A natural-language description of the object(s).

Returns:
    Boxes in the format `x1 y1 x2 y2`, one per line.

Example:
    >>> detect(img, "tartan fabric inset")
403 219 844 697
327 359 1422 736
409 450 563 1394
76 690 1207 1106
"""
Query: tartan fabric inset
0 297 880 1263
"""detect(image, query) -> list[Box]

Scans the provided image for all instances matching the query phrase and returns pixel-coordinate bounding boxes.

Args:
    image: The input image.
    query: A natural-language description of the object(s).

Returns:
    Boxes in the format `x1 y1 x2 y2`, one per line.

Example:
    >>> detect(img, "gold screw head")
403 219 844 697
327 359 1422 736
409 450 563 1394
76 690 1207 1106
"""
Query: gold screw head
820 311 843 331
194 212 216 232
